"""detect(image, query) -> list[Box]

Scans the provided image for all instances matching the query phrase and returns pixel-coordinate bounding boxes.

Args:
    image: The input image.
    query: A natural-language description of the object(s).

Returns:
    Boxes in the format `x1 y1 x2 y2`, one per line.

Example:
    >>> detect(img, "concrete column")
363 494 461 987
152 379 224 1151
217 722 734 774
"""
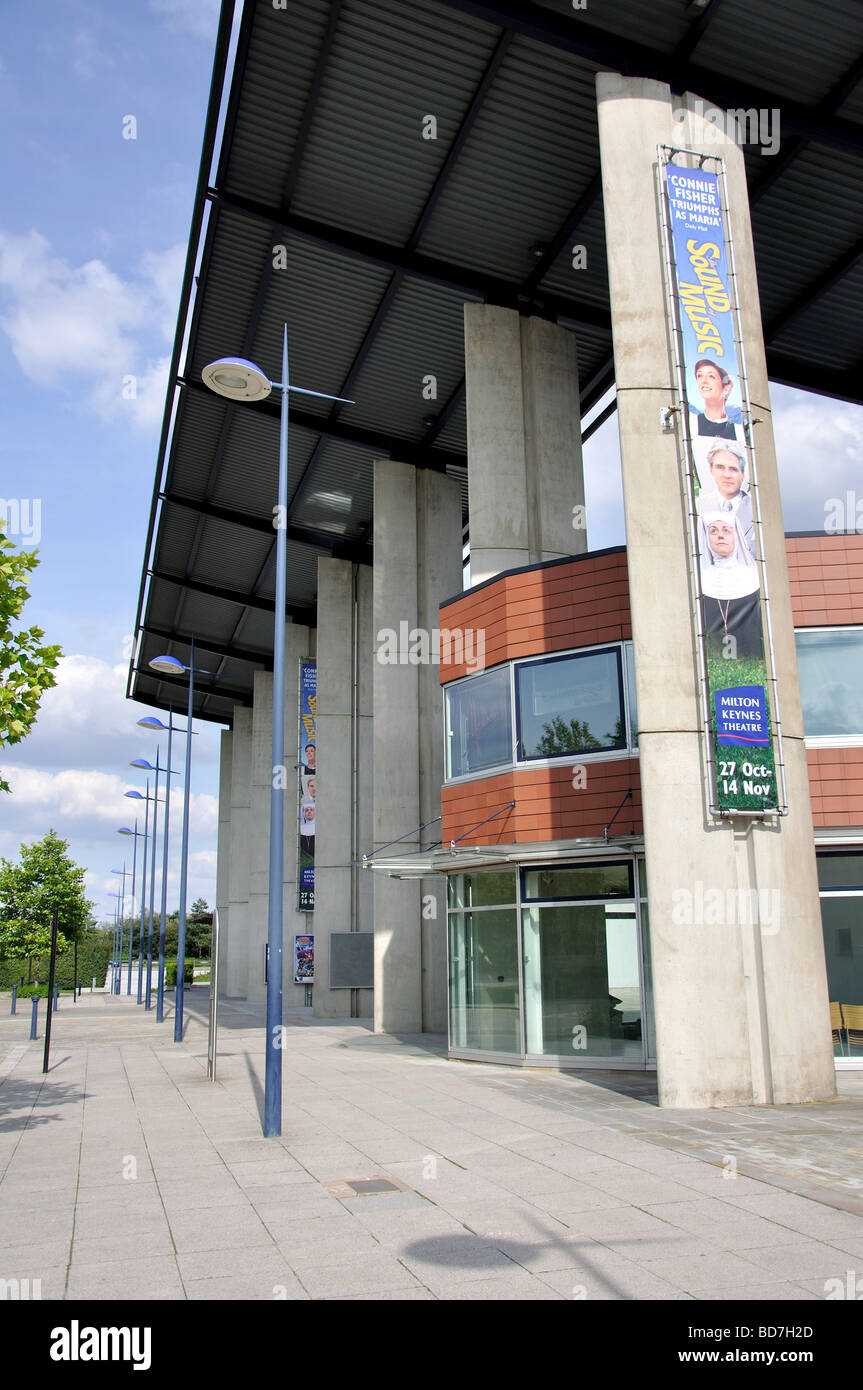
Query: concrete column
224 705 252 999
216 727 232 991
373 460 462 1033
596 74 834 1106
314 560 374 1019
464 306 585 584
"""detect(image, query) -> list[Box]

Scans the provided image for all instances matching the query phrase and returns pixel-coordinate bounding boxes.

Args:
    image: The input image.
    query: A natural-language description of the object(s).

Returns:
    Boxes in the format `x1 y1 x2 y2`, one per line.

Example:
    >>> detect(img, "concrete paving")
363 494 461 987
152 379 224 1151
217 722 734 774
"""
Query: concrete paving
1 989 862 1301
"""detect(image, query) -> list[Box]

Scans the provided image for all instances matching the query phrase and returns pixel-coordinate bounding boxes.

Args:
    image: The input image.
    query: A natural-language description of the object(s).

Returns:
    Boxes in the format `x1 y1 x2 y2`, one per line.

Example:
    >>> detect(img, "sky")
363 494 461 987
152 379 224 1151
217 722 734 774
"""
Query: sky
1 0 862 925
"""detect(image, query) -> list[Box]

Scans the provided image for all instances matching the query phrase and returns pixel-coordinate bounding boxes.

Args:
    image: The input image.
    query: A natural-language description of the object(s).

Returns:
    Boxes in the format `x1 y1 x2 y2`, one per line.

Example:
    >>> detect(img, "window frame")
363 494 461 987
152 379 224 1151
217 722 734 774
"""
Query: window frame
795 625 863 748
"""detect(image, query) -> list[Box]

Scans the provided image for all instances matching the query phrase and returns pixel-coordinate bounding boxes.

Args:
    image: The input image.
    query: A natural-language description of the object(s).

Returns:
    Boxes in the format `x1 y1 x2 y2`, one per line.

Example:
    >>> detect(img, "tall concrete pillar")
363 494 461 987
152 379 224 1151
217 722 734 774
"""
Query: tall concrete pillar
314 559 374 1019
245 628 313 1006
216 727 232 991
373 460 462 1033
464 307 585 584
596 74 834 1106
224 705 252 999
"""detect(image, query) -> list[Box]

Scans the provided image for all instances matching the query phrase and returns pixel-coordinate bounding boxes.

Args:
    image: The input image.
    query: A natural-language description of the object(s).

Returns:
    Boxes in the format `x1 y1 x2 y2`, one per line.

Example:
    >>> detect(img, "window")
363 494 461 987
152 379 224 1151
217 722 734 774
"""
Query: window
445 665 512 779
516 648 625 760
796 628 863 739
522 862 633 901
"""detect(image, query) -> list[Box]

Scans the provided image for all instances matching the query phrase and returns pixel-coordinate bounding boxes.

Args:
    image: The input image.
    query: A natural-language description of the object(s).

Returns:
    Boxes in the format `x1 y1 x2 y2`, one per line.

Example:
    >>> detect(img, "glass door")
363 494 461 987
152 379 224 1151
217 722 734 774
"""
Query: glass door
449 908 521 1054
521 900 645 1061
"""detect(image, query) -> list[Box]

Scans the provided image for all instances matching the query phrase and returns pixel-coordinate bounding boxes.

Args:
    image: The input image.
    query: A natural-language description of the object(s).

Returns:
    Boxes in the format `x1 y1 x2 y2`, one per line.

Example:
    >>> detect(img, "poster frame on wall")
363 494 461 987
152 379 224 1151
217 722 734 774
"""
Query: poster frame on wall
656 143 788 818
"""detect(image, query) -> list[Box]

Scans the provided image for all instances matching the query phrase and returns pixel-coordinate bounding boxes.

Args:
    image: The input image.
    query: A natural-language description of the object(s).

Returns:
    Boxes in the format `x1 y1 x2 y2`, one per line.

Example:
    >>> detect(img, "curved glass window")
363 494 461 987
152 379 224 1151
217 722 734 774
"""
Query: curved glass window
445 666 512 779
516 648 625 759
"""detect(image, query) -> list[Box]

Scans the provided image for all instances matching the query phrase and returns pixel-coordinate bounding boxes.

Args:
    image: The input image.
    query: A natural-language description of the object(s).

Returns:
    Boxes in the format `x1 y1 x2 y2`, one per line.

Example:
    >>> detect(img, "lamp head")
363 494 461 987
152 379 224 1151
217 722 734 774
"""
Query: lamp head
149 654 186 677
201 356 271 403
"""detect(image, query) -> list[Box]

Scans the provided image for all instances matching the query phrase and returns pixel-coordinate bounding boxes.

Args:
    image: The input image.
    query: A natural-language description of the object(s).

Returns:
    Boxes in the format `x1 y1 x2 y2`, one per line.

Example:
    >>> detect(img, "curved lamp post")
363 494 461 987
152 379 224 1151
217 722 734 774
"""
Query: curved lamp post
202 329 353 1136
147 649 209 1044
117 822 143 994
110 867 131 994
138 714 186 1023
124 780 161 1004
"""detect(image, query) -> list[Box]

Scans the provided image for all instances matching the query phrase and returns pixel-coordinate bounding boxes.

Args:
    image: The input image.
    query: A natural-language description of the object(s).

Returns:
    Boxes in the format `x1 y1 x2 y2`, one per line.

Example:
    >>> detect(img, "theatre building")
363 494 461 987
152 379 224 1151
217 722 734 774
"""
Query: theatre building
129 1 863 1109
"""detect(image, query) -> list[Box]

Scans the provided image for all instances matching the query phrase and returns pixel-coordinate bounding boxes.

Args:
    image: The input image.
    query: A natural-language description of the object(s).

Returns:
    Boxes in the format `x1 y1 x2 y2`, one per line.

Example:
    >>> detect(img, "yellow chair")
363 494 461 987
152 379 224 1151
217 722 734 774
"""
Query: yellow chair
841 1004 863 1053
830 1002 847 1055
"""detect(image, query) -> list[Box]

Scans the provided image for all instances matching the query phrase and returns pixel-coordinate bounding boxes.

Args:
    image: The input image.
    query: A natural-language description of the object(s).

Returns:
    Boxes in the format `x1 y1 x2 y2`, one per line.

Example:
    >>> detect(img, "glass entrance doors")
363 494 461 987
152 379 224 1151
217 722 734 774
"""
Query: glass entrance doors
447 860 653 1067
522 902 643 1059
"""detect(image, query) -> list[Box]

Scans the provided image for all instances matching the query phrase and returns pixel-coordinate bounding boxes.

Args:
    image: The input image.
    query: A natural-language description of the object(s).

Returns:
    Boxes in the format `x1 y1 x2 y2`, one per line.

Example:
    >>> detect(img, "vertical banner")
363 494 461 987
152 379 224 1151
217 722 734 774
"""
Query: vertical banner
664 161 779 814
298 660 316 909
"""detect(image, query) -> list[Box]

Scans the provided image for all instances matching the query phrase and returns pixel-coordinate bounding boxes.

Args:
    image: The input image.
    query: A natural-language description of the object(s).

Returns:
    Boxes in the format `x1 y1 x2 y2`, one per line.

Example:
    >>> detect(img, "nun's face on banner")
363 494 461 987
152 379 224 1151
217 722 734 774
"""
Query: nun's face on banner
707 520 736 559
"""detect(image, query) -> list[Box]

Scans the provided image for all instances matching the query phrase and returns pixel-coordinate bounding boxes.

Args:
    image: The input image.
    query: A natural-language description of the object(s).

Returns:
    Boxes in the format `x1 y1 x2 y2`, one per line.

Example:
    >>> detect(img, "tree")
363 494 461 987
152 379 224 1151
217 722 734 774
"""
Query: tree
0 829 93 961
0 524 62 794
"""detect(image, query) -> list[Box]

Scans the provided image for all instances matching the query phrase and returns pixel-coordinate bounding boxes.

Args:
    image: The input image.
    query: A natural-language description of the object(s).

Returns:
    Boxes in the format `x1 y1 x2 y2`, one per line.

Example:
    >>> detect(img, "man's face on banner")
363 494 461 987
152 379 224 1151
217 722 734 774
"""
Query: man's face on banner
709 449 745 499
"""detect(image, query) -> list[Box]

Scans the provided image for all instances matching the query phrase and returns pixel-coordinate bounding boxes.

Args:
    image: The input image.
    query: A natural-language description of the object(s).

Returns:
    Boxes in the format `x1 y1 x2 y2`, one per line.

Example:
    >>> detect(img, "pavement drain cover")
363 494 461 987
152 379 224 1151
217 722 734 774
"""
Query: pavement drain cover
348 1178 400 1194
324 1175 412 1199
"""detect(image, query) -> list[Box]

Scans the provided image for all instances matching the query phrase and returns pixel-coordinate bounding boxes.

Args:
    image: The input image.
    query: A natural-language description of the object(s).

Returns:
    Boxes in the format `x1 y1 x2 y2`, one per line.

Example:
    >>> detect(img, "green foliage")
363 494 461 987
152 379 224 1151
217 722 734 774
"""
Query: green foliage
0 829 93 960
166 958 194 986
0 928 111 989
0 525 62 794
534 716 624 756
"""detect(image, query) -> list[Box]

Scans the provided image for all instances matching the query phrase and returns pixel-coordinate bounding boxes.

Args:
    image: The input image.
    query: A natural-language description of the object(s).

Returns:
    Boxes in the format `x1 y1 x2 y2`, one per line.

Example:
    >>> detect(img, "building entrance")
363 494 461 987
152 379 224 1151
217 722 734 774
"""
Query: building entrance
447 860 654 1068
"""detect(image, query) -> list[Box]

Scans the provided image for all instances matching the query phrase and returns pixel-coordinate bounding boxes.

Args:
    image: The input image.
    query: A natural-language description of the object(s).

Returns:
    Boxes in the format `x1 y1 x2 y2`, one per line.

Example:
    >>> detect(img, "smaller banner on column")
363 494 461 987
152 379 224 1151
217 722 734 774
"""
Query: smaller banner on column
298 660 316 909
664 159 779 814
293 934 314 984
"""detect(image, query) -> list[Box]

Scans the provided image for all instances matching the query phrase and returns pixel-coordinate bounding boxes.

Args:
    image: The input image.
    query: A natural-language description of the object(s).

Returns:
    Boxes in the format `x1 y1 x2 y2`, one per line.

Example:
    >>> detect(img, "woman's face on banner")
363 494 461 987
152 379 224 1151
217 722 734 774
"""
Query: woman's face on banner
707 520 736 559
695 363 729 407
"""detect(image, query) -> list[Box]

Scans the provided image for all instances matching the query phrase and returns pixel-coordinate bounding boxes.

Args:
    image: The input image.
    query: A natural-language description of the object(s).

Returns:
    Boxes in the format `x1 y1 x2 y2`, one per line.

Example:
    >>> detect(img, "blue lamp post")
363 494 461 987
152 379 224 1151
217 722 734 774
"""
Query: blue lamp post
137 713 187 1023
201 327 353 1137
123 780 161 1003
110 867 131 993
130 754 162 1010
146 647 210 1043
117 821 144 994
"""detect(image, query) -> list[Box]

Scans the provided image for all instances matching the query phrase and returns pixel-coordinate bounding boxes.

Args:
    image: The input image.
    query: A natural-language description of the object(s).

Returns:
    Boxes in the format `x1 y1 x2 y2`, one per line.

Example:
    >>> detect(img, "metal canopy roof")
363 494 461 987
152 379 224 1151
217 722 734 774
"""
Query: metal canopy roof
129 0 863 726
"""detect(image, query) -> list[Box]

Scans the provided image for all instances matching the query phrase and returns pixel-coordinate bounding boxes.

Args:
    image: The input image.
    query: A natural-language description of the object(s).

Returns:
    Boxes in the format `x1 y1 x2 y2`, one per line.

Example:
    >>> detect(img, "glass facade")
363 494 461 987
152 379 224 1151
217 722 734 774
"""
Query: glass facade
796 628 863 738
517 648 625 759
447 860 654 1066
444 642 637 783
818 851 863 1059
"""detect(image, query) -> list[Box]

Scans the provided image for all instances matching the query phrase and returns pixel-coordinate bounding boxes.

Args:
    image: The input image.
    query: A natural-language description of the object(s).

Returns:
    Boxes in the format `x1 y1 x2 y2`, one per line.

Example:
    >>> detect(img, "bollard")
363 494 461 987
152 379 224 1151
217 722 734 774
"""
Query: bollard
91 977 96 993
11 985 18 1015
53 983 59 1012
29 995 39 1039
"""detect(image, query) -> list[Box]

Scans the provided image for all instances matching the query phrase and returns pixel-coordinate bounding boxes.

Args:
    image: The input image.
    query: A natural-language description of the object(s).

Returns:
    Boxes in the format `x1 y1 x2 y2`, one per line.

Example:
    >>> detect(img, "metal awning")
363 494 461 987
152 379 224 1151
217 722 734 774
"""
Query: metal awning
129 0 863 725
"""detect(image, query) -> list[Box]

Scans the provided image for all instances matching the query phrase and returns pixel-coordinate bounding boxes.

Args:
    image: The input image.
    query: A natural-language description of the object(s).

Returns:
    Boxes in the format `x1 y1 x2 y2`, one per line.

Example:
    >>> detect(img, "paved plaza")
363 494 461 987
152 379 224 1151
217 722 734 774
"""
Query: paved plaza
1 989 862 1301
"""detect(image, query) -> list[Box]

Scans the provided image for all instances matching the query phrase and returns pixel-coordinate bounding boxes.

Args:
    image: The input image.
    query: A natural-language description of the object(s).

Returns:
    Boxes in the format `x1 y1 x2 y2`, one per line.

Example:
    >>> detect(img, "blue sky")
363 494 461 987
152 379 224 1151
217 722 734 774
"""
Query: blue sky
1 0 862 924
1 0 223 921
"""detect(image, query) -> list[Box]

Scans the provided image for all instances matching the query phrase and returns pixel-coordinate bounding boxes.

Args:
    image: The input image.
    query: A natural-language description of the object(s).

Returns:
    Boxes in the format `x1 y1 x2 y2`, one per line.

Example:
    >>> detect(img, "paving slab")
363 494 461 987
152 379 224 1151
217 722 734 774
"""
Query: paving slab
1 990 861 1302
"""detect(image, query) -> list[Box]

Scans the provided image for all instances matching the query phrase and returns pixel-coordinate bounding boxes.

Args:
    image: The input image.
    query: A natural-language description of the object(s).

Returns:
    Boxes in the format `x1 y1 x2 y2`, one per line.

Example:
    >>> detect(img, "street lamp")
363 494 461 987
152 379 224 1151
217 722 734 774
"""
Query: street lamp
129 755 163 1011
123 781 161 1003
147 646 212 1043
110 867 131 994
202 327 353 1136
117 821 143 994
138 713 186 1023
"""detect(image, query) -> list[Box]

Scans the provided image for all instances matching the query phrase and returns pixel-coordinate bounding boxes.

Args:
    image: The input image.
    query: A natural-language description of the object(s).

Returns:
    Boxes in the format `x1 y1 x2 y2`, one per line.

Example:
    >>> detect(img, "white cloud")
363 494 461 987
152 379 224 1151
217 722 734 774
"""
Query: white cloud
149 0 221 41
0 229 184 433
0 650 223 920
